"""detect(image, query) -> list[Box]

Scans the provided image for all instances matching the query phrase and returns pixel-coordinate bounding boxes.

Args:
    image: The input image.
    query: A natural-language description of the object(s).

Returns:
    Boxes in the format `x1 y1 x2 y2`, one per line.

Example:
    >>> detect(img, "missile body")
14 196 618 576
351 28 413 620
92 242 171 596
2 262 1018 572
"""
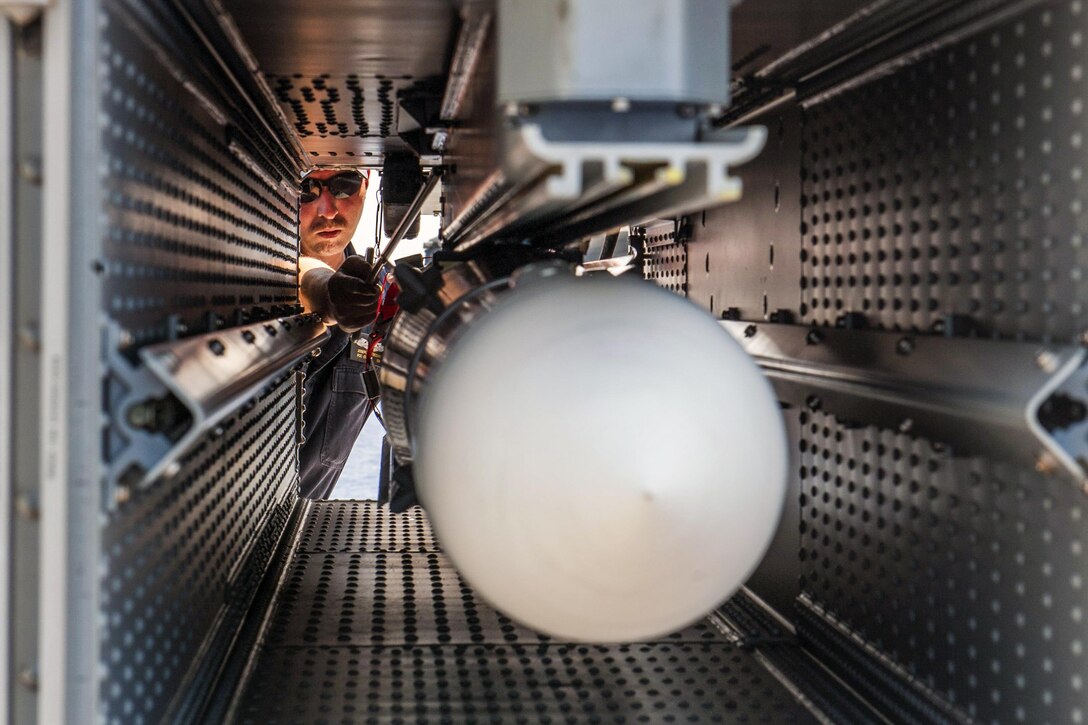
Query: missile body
381 263 787 641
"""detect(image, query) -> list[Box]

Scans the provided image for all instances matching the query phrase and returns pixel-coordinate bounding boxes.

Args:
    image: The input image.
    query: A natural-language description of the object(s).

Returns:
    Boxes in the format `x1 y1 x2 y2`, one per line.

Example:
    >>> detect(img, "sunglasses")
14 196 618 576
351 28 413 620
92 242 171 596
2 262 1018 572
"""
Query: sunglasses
300 171 366 204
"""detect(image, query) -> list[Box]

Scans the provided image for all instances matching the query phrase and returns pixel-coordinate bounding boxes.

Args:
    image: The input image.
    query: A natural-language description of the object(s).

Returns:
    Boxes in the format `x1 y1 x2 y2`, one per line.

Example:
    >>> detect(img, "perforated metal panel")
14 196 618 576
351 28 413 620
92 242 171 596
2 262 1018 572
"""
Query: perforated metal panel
688 110 803 323
95 0 305 721
267 74 413 161
299 500 438 553
797 409 1088 723
235 502 819 723
101 0 298 351
221 0 457 164
800 1 1088 341
641 219 688 296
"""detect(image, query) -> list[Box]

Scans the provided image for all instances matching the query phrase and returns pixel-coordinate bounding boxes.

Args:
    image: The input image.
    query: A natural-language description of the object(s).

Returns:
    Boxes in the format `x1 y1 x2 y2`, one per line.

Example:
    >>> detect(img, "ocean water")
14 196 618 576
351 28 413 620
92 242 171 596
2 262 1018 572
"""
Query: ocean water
331 416 383 500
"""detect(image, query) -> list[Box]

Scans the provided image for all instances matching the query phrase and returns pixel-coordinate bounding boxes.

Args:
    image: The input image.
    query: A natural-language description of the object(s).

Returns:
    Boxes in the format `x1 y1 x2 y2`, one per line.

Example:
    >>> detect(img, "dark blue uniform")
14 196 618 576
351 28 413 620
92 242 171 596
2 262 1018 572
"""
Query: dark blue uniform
298 247 374 499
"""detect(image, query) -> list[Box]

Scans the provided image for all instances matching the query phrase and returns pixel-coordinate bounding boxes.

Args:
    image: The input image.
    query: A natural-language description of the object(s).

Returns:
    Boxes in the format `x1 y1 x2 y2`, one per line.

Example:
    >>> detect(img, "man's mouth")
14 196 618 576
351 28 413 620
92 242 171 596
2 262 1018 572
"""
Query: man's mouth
316 229 341 239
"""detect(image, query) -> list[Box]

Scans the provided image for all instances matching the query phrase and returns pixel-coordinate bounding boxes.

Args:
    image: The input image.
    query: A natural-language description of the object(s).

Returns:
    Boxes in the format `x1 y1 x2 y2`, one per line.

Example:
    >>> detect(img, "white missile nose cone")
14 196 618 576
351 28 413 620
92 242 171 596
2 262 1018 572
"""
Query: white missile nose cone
414 271 788 642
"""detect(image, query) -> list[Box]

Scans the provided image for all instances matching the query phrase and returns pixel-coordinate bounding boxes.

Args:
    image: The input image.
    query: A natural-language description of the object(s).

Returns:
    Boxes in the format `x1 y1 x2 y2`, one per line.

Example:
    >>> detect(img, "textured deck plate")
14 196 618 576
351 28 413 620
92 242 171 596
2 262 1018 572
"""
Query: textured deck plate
234 501 818 723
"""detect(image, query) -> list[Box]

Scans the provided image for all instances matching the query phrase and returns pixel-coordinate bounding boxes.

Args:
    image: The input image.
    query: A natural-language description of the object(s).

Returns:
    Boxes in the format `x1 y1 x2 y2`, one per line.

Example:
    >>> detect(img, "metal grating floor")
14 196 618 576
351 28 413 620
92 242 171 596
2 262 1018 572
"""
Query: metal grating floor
232 501 819 723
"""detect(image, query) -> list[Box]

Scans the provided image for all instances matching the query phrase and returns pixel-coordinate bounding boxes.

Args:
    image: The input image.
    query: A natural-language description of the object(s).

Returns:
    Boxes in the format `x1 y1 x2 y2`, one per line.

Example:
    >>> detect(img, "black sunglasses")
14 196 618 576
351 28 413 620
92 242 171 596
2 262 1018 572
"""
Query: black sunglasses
300 171 365 204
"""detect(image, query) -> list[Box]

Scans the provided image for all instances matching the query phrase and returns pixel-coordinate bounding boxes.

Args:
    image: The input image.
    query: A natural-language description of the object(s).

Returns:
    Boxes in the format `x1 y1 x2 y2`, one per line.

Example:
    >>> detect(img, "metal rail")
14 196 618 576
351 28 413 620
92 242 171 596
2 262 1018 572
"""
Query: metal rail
723 321 1088 488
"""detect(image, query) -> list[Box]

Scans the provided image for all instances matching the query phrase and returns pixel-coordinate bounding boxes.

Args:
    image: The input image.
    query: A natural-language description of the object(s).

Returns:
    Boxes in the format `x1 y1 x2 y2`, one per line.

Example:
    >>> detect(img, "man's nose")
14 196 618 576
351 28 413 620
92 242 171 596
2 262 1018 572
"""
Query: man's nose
314 188 338 218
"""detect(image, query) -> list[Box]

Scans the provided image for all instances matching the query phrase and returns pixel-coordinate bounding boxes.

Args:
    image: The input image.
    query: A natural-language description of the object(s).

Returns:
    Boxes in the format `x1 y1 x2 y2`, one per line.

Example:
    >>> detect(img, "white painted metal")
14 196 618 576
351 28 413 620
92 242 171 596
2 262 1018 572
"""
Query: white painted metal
0 16 15 724
38 0 73 720
498 0 731 104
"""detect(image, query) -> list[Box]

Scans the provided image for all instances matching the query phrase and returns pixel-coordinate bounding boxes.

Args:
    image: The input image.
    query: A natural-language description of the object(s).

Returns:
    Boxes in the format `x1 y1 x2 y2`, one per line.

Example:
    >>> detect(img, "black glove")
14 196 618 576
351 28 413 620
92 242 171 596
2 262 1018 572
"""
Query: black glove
327 255 381 331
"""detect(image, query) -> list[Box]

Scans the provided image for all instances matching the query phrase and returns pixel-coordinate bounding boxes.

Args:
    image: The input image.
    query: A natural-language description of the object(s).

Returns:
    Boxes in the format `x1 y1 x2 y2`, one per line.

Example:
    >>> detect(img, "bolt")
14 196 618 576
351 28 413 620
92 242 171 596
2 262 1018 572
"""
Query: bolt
896 337 915 355
805 394 822 411
806 329 824 345
163 462 181 479
1035 451 1059 475
242 330 256 344
265 324 277 337
17 666 38 691
744 324 758 338
1036 350 1060 374
19 157 42 186
15 492 39 521
208 339 226 356
18 323 41 353
898 418 914 433
126 402 154 429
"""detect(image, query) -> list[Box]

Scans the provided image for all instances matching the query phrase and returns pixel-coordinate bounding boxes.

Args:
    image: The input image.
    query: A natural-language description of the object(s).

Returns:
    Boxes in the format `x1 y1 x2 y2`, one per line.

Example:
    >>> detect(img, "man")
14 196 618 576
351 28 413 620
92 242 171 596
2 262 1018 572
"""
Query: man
296 168 382 498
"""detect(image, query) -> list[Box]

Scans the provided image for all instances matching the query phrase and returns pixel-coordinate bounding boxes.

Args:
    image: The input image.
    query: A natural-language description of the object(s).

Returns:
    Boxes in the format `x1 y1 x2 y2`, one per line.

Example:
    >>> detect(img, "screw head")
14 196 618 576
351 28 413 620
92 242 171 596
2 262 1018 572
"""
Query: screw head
806 329 823 345
898 418 914 433
744 324 758 338
896 337 915 355
1036 350 1060 374
1035 451 1058 475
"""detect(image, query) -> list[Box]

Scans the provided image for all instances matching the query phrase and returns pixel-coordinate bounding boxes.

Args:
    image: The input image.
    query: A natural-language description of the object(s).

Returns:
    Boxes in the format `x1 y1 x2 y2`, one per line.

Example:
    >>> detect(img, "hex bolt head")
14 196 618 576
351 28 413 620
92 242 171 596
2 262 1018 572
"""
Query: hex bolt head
208 339 226 356
744 324 758 338
242 330 256 344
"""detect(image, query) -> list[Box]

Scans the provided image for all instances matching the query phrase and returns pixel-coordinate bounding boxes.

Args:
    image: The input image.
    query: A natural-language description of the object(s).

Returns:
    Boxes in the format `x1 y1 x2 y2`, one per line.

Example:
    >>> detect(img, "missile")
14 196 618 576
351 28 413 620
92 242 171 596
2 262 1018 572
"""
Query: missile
382 262 787 641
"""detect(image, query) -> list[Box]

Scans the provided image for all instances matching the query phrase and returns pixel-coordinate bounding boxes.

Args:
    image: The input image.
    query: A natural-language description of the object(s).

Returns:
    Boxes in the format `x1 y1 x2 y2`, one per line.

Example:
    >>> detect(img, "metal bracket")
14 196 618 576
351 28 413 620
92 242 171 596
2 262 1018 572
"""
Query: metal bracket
445 119 766 250
104 314 329 499
723 321 1088 487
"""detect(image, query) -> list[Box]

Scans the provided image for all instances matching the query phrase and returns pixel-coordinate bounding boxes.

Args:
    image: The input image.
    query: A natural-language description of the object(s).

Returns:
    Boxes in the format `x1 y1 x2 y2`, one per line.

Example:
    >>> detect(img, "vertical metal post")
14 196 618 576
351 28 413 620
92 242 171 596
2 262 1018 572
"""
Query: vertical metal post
0 16 13 725
37 0 72 719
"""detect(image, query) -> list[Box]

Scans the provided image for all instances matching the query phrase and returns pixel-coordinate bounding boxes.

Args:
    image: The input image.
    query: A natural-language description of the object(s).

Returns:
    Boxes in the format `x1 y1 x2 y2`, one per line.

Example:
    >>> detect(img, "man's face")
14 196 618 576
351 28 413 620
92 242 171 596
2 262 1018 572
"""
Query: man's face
299 169 367 261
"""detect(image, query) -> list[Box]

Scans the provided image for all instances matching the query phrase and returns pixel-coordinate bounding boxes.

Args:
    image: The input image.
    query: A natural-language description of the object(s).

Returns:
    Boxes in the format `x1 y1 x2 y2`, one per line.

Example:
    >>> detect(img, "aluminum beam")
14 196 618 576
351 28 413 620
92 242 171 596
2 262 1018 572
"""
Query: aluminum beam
723 321 1088 489
107 313 328 494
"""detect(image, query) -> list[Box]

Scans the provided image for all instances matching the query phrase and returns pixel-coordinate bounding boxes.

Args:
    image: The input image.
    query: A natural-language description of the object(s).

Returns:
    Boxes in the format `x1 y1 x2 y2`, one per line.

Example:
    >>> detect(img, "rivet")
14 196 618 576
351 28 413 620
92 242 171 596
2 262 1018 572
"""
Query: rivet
19 157 42 186
743 324 758 338
18 666 38 691
15 492 39 521
18 324 41 353
806 329 824 345
1035 452 1058 475
896 337 915 355
899 418 914 433
1036 350 1060 374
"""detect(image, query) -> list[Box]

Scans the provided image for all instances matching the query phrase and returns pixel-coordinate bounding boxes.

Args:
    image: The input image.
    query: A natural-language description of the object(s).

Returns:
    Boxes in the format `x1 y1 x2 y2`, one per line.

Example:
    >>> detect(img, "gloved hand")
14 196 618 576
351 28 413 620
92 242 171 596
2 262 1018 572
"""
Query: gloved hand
327 255 381 331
